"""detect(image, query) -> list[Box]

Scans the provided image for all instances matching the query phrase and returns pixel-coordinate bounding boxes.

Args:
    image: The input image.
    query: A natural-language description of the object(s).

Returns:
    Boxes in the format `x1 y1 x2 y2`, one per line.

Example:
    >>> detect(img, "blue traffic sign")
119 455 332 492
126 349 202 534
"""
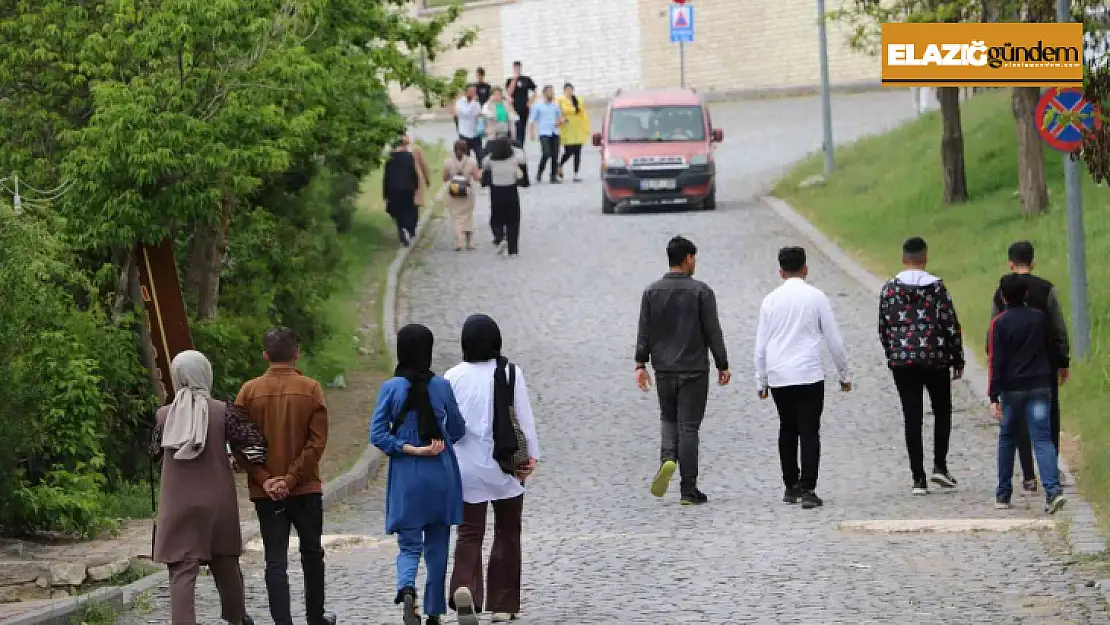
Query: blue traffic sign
670 4 694 43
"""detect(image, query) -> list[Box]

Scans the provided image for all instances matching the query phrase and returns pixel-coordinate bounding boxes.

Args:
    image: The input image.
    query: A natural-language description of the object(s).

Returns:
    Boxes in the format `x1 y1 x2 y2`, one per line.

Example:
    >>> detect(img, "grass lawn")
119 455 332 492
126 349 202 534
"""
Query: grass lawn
774 89 1110 530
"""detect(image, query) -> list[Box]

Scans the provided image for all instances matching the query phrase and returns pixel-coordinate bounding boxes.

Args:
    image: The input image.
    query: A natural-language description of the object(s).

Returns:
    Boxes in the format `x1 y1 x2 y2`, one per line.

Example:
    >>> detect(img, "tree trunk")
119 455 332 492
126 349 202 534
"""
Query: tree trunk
111 246 135 321
1012 87 1049 215
193 196 231 321
938 87 969 204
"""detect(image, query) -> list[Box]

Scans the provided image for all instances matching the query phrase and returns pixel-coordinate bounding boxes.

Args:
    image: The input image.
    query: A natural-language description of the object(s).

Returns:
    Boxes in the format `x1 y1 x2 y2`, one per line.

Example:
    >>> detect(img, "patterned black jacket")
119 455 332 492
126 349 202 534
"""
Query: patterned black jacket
878 274 965 370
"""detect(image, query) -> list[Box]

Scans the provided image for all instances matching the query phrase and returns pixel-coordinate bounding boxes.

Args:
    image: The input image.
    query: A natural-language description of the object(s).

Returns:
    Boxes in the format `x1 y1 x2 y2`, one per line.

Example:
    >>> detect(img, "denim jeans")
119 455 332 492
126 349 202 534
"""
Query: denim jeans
656 371 709 497
396 524 451 617
254 493 328 625
998 388 1061 503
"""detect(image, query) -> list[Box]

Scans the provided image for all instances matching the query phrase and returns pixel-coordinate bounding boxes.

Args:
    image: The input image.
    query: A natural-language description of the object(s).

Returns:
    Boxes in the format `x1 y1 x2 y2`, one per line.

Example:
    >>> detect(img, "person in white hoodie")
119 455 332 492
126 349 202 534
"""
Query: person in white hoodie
877 237 966 496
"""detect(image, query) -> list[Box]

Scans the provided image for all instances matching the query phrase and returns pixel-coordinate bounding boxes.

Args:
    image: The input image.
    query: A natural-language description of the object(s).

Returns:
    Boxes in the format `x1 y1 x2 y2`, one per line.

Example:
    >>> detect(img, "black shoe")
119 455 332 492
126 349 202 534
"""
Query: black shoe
317 614 337 625
426 618 441 625
800 491 824 509
680 489 708 506
1022 479 1038 493
783 486 802 504
912 479 929 496
550 177 561 184
931 470 958 489
242 618 255 625
400 587 419 625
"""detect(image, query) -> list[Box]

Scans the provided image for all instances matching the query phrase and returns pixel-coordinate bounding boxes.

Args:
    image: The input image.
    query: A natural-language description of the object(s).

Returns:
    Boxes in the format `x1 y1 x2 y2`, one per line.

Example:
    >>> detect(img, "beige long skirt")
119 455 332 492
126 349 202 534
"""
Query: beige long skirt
446 191 476 236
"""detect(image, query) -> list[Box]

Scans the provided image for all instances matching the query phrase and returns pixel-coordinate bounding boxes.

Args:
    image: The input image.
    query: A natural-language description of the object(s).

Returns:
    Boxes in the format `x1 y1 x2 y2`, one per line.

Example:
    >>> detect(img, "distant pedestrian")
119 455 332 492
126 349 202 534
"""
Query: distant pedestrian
405 133 432 213
986 240 1070 492
482 87 515 141
989 274 1067 514
878 236 965 496
482 133 528 258
383 138 421 247
474 67 492 106
455 85 483 161
505 61 536 147
236 328 336 625
754 247 851 510
370 324 466 625
446 314 541 625
556 83 589 182
151 350 266 625
529 85 564 184
635 236 730 506
444 139 481 251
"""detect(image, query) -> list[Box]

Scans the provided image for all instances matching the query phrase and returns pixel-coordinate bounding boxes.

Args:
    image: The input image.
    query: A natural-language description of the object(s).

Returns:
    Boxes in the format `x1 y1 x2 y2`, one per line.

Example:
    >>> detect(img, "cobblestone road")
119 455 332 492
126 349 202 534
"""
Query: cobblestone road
122 92 1109 624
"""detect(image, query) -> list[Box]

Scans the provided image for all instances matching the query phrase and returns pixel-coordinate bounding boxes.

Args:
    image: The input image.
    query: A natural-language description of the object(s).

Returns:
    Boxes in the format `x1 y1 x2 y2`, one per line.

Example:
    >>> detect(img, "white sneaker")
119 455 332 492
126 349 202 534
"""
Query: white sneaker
453 588 480 625
496 241 507 255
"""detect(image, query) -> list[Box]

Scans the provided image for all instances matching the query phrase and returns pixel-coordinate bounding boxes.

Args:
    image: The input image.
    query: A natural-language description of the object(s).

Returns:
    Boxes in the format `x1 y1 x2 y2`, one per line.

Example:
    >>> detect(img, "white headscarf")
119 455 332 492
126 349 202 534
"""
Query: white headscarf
161 350 213 460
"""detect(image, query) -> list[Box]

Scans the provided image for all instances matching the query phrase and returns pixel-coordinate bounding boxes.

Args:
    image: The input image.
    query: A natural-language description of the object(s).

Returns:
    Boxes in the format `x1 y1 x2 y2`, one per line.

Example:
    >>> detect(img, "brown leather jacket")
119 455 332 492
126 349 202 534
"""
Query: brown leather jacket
235 365 328 500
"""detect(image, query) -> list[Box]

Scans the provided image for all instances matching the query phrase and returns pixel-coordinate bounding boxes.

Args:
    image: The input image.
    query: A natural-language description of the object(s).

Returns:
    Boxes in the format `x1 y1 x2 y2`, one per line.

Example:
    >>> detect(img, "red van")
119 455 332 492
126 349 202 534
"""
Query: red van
592 89 722 214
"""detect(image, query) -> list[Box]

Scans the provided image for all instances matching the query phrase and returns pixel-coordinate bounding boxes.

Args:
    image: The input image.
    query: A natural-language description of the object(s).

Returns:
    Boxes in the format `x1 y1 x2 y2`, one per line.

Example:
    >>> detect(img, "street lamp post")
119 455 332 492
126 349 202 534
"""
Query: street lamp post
1058 0 1092 359
817 0 834 176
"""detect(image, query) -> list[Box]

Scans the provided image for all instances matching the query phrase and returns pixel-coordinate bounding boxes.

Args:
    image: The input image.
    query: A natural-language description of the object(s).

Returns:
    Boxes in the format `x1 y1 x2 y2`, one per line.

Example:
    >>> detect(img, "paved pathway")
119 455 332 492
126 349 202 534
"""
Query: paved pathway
121 92 1109 624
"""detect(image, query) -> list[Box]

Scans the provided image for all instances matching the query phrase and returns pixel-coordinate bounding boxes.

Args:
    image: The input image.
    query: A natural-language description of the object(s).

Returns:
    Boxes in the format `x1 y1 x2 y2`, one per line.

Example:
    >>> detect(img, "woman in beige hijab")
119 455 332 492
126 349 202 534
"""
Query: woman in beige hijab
149 350 268 625
443 139 480 251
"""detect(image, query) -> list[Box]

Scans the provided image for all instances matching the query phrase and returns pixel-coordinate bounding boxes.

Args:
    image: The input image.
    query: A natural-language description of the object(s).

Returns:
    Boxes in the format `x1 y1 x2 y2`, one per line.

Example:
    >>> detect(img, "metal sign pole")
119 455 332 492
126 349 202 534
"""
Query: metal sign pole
1059 0 1091 359
680 41 686 88
817 0 834 175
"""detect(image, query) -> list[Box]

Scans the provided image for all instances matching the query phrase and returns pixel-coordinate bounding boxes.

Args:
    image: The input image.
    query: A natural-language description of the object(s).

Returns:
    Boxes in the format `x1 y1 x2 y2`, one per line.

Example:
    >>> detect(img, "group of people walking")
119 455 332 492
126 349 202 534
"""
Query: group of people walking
634 235 1070 514
371 315 540 625
151 328 337 625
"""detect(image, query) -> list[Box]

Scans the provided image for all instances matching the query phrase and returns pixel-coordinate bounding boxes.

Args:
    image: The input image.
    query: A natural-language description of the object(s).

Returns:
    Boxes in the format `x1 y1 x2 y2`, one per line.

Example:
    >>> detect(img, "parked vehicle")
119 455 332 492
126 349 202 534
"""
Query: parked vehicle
592 89 722 214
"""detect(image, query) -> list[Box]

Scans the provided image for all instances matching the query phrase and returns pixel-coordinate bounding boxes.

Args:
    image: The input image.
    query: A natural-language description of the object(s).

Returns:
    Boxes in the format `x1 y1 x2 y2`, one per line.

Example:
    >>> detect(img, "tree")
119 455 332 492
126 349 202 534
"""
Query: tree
830 0 975 204
0 0 473 535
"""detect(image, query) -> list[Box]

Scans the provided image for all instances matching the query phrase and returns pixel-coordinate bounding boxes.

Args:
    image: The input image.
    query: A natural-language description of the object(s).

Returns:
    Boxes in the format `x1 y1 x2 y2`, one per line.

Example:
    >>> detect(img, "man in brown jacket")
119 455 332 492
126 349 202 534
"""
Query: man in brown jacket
235 327 336 625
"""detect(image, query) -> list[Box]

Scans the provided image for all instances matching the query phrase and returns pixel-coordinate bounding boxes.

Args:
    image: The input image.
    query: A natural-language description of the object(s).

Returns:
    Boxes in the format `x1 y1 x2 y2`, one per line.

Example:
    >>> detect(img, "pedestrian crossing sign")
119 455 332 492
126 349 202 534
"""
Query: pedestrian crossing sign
669 4 694 43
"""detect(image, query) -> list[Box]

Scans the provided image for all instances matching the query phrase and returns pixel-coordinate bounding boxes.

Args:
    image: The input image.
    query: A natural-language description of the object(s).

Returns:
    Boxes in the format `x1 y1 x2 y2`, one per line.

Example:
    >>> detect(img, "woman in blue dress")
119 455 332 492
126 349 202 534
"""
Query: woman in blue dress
370 324 466 625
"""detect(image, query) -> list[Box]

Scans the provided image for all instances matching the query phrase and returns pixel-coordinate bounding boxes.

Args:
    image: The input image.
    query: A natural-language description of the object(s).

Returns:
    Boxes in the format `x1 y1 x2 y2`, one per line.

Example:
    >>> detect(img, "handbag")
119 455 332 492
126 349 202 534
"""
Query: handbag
481 167 492 188
497 362 530 475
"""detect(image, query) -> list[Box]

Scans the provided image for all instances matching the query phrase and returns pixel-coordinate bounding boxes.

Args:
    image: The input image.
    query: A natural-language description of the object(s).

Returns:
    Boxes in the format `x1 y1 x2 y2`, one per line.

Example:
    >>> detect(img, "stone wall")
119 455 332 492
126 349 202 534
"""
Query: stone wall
394 0 880 113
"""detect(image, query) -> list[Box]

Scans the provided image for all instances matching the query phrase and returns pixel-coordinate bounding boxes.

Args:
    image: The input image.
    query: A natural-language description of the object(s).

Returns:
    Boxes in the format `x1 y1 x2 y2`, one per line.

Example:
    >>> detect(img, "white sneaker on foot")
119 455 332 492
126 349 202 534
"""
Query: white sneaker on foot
453 588 480 625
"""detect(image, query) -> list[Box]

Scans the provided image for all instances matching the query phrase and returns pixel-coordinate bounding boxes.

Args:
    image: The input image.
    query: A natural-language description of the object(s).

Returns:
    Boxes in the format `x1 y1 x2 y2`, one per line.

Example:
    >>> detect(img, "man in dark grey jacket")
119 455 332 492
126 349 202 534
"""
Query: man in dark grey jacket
635 236 730 506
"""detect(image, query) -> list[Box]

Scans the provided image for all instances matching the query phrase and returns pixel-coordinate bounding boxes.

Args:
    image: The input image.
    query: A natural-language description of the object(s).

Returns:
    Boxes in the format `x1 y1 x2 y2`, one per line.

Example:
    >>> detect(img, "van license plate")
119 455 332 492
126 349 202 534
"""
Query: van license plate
641 179 677 191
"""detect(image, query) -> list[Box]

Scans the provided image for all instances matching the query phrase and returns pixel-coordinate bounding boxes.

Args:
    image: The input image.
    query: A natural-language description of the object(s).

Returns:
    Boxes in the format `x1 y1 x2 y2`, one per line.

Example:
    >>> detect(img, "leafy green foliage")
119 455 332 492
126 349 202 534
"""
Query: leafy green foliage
0 0 468 536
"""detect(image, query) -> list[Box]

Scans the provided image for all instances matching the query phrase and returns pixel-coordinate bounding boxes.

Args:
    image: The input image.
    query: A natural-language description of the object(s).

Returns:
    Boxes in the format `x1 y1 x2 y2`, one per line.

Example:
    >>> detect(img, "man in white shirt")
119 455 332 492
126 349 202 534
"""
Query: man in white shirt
454 85 483 161
754 246 851 510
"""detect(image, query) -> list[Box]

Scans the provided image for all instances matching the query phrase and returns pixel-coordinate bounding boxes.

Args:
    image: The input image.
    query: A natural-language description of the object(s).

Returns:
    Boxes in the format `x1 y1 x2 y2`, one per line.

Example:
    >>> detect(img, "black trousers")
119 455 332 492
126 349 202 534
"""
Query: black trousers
656 371 710 496
255 493 328 625
461 134 483 164
513 117 527 147
489 185 521 255
891 367 952 482
559 145 582 174
1016 372 1061 480
537 135 560 180
770 381 825 492
388 198 418 244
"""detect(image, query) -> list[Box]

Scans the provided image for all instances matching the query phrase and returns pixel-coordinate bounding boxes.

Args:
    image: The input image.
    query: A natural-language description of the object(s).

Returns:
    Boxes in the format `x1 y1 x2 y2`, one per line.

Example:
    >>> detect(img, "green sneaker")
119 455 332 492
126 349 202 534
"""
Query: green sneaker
650 460 677 497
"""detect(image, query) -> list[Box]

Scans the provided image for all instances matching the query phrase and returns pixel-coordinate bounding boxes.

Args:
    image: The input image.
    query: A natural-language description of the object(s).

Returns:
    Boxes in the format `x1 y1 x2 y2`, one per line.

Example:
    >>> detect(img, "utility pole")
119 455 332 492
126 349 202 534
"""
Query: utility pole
1059 0 1091 359
680 41 686 89
817 0 834 176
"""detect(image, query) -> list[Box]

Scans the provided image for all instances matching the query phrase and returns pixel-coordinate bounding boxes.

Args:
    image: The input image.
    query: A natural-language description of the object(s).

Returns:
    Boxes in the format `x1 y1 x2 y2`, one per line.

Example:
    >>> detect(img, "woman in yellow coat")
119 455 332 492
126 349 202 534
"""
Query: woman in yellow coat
557 83 590 182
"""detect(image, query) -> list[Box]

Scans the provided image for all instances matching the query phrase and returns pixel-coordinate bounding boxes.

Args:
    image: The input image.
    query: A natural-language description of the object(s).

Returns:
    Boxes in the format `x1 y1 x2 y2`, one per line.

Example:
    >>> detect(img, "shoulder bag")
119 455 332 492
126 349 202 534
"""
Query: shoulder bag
497 362 530 475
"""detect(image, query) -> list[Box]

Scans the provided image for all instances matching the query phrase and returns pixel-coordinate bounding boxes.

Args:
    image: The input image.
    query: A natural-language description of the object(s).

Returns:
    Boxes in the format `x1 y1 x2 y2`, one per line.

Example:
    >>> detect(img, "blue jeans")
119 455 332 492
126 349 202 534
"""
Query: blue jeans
998 388 1061 503
396 524 451 616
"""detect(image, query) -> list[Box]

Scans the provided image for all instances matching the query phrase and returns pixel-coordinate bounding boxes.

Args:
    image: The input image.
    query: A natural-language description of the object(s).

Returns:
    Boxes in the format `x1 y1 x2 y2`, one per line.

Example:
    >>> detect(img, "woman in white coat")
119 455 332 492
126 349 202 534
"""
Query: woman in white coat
445 314 540 625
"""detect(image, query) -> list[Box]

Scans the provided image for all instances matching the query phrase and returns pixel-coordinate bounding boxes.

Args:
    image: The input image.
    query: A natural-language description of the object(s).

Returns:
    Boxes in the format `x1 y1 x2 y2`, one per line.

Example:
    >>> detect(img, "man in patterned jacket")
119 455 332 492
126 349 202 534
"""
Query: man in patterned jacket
878 237 966 496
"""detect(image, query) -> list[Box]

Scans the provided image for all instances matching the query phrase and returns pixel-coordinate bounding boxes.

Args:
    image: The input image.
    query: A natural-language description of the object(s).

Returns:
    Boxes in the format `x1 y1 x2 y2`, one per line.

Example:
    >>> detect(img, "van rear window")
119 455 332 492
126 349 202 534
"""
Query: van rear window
607 105 706 142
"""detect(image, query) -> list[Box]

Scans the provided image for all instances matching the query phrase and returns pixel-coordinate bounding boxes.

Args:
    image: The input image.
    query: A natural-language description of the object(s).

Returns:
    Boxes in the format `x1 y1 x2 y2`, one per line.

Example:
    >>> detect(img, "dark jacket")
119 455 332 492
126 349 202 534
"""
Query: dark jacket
987 273 1070 369
382 149 418 206
635 271 728 373
878 272 965 370
988 306 1060 402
